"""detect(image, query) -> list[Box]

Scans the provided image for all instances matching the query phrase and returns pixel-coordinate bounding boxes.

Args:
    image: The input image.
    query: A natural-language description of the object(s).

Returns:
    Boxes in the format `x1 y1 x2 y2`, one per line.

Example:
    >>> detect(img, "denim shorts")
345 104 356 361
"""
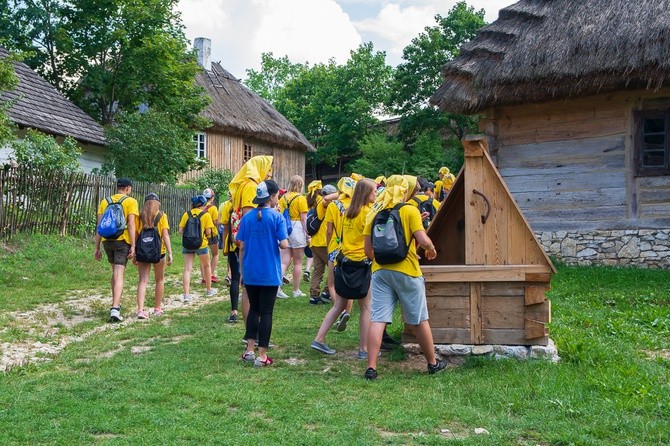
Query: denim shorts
370 269 428 325
182 246 209 256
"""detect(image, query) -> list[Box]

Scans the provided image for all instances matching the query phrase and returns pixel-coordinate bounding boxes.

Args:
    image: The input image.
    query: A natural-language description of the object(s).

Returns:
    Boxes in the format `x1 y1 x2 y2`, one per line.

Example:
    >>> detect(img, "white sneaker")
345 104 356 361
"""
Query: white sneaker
206 288 218 297
182 294 192 302
110 308 123 322
276 288 289 299
292 290 306 298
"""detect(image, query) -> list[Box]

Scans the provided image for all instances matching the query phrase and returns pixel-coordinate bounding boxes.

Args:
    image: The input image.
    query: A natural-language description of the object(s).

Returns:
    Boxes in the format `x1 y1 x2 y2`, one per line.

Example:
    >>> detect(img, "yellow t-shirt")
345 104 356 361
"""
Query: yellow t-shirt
363 204 424 277
97 193 139 245
324 197 350 253
218 200 237 252
340 204 370 262
204 202 219 225
279 192 308 220
443 173 456 191
434 180 444 201
179 208 215 250
310 196 328 248
136 212 170 254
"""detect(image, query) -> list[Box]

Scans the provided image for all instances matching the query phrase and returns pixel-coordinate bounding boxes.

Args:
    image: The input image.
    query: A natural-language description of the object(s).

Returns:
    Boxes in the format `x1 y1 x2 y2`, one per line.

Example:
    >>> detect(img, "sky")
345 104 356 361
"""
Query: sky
176 0 517 79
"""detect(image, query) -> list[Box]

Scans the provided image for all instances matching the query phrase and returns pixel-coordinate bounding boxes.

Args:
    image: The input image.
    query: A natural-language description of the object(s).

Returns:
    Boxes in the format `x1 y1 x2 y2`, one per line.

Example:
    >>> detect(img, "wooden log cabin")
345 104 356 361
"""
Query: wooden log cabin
431 0 670 268
186 38 315 189
404 136 555 346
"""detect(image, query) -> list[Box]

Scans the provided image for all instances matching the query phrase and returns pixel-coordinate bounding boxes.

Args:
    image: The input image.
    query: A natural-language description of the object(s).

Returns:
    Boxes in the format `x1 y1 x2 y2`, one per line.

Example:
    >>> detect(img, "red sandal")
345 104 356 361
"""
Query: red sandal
253 356 273 367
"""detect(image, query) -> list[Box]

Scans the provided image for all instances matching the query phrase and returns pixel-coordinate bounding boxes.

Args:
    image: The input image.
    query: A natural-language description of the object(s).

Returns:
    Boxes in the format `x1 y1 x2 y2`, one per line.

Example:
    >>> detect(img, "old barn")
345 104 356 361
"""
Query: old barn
188 38 315 189
431 0 670 267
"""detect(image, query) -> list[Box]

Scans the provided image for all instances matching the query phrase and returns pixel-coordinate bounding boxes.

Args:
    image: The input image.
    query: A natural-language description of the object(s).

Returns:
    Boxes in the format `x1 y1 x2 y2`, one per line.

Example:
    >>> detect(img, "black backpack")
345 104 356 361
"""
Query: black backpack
182 210 205 250
305 208 322 236
136 212 164 263
371 203 412 265
413 196 436 230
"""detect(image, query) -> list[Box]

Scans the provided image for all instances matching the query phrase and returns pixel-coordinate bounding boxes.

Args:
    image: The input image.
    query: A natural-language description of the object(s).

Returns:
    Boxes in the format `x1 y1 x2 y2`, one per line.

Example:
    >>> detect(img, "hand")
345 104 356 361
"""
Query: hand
420 211 430 221
132 257 138 266
128 246 135 259
167 253 173 266
94 248 102 261
424 247 437 260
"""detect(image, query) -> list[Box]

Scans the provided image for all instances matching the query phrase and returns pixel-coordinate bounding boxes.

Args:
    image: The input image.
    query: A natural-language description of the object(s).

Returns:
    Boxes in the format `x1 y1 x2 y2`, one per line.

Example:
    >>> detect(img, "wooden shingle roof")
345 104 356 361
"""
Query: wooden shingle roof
0 48 106 146
431 0 670 114
196 63 315 152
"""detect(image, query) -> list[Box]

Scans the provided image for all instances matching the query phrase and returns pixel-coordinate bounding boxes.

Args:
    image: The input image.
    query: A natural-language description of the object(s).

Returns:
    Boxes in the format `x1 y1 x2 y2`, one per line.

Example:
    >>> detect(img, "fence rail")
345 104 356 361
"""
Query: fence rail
0 167 200 240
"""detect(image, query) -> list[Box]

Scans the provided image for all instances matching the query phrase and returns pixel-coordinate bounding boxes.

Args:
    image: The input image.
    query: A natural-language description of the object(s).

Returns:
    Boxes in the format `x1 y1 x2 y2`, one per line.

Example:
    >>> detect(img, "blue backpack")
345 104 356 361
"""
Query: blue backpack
97 196 128 239
282 195 298 236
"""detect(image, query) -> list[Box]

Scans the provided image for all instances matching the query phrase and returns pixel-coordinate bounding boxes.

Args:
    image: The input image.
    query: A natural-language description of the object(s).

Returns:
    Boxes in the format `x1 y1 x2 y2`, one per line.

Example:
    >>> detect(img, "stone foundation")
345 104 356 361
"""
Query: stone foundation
405 339 560 362
537 229 670 268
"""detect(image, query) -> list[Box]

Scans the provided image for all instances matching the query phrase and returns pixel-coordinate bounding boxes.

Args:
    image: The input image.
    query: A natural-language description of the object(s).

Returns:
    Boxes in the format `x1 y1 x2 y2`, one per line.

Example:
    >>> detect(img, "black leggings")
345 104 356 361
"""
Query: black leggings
244 285 278 348
228 252 240 311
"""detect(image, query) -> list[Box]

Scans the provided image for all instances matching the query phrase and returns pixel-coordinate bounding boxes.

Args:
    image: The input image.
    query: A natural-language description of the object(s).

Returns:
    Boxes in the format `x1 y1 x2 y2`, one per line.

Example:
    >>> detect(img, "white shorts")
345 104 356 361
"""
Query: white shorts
288 220 307 248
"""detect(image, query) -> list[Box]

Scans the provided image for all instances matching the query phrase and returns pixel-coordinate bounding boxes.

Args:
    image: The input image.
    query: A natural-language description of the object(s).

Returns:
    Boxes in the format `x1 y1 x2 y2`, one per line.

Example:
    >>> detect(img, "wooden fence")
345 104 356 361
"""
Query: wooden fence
0 167 201 239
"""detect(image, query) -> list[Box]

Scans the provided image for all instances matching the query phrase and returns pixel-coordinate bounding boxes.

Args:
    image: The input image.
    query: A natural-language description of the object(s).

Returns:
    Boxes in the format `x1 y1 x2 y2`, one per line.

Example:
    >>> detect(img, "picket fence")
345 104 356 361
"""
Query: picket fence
0 167 201 240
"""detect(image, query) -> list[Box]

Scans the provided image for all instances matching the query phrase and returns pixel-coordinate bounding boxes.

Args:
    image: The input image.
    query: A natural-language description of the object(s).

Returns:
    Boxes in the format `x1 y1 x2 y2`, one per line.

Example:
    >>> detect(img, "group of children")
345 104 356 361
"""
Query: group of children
94 156 456 377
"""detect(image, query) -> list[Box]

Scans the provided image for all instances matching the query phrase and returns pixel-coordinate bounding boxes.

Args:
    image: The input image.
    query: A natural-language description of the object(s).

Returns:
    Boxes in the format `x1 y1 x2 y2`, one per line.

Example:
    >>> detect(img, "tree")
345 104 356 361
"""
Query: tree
389 2 485 144
0 49 18 148
103 110 204 184
346 132 406 179
186 168 234 203
11 129 81 172
245 52 307 103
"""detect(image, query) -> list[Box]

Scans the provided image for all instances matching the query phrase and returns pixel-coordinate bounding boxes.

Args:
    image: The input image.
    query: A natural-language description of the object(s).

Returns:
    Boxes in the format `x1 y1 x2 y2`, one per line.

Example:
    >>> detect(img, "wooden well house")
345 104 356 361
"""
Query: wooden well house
407 135 555 346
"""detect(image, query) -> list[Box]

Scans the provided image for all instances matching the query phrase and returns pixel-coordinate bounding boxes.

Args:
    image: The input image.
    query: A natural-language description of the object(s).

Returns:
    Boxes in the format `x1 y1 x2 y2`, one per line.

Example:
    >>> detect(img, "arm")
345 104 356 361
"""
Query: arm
162 228 173 266
127 214 136 258
326 221 333 245
279 239 289 249
222 224 230 255
238 241 244 280
414 229 437 260
322 192 339 207
94 215 102 261
364 235 374 260
300 211 309 240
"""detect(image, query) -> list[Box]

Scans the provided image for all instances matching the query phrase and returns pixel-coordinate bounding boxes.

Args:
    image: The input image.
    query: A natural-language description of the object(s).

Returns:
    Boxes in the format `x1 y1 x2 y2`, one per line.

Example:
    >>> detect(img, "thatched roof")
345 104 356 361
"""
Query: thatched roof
0 47 106 146
431 0 670 114
196 63 315 152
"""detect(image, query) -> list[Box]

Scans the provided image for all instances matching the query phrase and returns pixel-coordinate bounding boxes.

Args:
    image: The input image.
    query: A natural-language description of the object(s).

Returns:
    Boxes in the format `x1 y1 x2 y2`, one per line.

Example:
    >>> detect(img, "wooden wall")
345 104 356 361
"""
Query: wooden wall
480 88 670 232
182 130 307 189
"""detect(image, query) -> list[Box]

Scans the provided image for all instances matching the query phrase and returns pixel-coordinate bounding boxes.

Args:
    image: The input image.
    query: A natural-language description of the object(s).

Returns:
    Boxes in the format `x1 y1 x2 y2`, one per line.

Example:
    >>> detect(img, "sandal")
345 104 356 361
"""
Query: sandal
253 356 273 367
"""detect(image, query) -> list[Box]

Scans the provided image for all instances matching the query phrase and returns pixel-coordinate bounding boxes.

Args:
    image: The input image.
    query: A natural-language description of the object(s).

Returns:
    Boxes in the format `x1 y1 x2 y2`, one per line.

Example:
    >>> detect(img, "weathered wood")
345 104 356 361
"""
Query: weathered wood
422 265 552 282
481 282 525 297
525 285 548 305
426 328 472 345
470 282 483 343
526 301 551 323
425 281 469 297
525 319 549 340
482 295 524 329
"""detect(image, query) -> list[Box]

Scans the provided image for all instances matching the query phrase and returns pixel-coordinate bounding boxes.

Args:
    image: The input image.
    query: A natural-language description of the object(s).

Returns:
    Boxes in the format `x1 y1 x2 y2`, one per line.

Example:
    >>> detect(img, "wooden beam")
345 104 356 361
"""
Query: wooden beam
525 318 549 340
525 285 548 305
422 265 552 282
470 283 483 344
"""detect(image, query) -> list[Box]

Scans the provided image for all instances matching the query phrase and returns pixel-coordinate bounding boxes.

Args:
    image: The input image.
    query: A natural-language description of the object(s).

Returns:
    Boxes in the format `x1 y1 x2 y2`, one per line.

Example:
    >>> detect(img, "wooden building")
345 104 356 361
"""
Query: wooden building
431 0 670 268
0 47 106 172
187 38 315 189
405 136 554 346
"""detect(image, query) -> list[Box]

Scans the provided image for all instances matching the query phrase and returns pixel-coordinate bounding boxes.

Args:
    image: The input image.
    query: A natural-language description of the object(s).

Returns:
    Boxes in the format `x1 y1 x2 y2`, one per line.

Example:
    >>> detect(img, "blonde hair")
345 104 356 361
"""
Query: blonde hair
345 179 376 219
287 175 304 193
140 200 161 228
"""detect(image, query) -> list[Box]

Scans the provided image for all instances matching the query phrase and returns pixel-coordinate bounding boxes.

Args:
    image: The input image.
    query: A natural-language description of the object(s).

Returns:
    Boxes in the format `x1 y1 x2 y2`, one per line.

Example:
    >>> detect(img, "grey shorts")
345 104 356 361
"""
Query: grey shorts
103 240 130 266
182 246 209 256
370 269 428 325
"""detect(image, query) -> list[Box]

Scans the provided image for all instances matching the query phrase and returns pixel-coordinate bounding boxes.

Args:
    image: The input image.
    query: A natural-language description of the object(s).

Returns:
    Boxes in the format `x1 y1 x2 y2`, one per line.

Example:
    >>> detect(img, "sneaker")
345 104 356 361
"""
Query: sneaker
276 288 289 299
292 290 306 298
225 276 232 285
206 288 218 297
381 332 401 350
182 294 192 302
364 367 378 380
310 340 336 355
153 307 164 317
136 309 149 319
356 351 382 360
303 271 310 282
309 296 324 305
109 307 123 322
319 291 332 303
282 275 290 285
254 356 273 368
226 313 238 323
427 358 448 374
241 351 255 362
211 275 219 283
335 311 350 332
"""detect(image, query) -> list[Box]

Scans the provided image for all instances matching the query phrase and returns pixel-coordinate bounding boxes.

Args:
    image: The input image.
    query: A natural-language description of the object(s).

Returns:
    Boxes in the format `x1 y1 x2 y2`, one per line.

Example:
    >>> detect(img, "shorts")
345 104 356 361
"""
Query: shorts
103 240 131 266
370 269 428 325
182 246 209 256
288 221 307 248
304 246 313 258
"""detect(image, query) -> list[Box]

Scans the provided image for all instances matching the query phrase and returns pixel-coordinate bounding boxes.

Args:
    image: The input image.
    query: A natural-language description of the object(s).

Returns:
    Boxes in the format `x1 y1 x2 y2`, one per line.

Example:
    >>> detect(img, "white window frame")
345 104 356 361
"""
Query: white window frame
194 132 207 159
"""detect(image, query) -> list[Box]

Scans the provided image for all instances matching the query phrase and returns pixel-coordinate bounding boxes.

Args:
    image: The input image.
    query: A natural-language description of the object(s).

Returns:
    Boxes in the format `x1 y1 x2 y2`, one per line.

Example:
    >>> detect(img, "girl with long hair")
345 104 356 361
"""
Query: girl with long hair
278 175 310 298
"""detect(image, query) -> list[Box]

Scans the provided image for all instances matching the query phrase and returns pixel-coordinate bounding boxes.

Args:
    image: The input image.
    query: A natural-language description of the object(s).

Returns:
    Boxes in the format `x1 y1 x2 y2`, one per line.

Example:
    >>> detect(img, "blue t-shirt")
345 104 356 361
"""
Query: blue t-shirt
236 207 288 286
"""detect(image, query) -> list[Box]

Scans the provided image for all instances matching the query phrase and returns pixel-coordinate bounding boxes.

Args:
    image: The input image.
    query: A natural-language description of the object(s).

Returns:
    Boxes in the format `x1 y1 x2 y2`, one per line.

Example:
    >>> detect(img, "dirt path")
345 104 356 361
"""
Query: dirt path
0 288 230 372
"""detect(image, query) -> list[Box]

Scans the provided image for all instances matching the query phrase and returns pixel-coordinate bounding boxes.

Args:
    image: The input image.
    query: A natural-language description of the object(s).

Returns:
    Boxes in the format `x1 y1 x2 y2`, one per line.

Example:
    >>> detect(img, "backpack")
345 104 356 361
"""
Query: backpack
182 210 205 250
97 196 128 239
413 196 436 230
371 203 412 265
438 184 446 201
136 212 163 263
305 208 322 236
282 194 298 236
332 200 347 244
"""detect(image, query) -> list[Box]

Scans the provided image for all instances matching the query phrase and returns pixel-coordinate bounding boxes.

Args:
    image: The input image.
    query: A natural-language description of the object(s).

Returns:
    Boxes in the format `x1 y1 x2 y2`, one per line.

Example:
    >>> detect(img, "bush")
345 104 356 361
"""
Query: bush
186 167 234 202
11 130 82 172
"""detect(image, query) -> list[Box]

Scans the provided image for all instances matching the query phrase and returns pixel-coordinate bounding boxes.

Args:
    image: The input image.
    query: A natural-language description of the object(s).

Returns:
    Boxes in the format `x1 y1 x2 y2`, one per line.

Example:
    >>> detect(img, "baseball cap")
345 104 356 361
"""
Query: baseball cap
116 177 132 188
145 193 159 202
253 180 280 205
322 184 337 195
191 195 207 206
203 188 214 198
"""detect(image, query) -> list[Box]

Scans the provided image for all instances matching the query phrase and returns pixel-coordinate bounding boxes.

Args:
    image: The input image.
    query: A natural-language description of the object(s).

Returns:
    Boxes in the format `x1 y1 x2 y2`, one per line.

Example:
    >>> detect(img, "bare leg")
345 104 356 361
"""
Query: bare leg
136 262 151 311
153 259 166 309
183 253 195 296
357 293 371 352
291 247 303 292
111 264 126 307
210 244 219 279
367 322 386 370
199 252 212 291
412 320 437 365
314 297 348 343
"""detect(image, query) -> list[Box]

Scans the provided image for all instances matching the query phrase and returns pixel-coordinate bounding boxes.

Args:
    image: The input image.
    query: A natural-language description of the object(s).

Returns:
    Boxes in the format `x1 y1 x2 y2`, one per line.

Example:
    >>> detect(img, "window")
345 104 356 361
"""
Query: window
194 133 206 159
243 142 252 162
635 111 670 176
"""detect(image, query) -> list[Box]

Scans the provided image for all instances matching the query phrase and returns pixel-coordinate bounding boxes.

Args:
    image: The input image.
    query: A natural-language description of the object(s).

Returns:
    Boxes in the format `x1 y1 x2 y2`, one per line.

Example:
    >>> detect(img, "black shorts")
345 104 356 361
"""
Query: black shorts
103 240 131 266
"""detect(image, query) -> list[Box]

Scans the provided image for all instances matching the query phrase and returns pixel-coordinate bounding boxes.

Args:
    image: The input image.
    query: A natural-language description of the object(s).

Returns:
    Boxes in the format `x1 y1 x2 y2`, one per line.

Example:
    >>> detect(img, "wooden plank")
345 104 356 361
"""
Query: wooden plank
525 319 549 340
425 281 469 297
512 188 627 209
483 329 548 346
428 308 470 329
525 285 548 305
462 136 486 157
525 273 552 283
426 328 472 345
481 282 525 297
482 295 525 329
421 265 552 282
427 295 470 310
526 300 551 323
465 158 486 264
470 282 483 344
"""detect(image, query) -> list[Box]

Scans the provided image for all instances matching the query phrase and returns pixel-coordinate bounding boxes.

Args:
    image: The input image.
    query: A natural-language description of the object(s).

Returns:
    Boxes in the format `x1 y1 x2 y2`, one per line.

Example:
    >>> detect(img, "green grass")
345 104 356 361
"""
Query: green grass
0 235 669 445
